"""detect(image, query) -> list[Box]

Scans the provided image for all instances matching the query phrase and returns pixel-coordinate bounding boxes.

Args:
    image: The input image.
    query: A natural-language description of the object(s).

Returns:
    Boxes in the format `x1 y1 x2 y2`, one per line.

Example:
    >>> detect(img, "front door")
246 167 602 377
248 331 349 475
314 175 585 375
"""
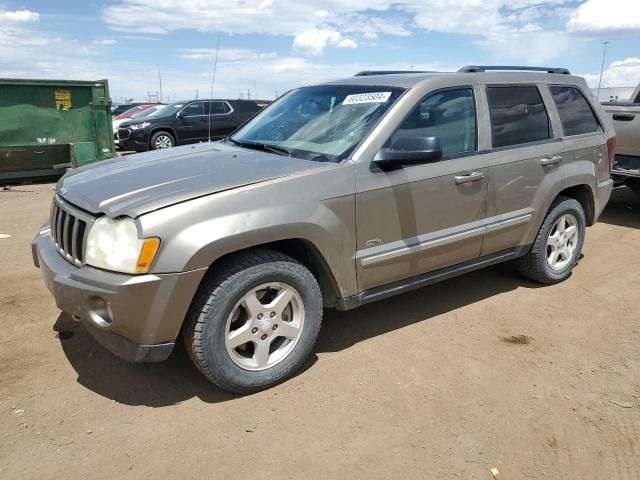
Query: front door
355 87 489 292
176 101 208 142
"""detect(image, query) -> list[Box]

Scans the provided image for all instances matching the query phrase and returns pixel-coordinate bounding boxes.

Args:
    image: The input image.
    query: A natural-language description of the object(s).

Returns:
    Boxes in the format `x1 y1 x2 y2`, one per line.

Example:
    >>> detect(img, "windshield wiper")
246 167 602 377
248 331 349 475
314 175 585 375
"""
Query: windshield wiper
226 138 292 157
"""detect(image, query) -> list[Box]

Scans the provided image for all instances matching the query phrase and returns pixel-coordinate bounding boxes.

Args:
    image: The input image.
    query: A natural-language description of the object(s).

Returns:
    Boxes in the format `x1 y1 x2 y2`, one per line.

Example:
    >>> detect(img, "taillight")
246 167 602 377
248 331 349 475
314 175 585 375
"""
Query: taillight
606 136 617 171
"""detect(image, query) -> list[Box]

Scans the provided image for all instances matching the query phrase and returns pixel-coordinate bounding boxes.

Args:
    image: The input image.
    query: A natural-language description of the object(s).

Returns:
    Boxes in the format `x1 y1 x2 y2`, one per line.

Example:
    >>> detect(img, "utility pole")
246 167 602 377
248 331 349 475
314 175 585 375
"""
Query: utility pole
247 88 251 100
275 90 279 98
597 41 610 101
194 89 199 100
158 71 163 103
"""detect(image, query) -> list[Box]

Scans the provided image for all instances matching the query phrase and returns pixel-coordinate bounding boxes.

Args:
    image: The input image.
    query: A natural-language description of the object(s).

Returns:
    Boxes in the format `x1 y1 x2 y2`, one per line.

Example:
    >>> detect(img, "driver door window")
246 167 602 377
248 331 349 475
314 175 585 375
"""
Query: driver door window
387 88 477 158
181 102 205 117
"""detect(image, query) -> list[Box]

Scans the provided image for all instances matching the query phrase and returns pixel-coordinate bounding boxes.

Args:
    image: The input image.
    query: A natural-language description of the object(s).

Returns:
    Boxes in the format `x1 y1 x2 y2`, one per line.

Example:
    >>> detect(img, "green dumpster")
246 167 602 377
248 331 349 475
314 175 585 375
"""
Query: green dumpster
0 78 115 182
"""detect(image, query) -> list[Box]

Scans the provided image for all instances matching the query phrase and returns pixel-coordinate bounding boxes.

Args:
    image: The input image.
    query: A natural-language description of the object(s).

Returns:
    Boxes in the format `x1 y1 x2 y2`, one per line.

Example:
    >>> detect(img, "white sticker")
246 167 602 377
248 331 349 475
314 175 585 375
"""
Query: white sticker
343 92 392 105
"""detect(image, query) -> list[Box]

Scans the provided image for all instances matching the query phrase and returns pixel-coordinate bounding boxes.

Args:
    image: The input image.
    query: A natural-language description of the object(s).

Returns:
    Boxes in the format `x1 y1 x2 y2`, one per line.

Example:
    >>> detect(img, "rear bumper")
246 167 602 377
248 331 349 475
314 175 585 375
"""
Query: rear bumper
612 155 640 181
32 225 207 362
595 178 614 220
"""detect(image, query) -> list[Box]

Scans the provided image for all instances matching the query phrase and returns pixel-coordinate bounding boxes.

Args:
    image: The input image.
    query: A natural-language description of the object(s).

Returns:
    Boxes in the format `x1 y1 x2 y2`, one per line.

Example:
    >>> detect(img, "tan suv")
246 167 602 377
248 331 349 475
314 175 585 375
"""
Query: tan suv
33 65 615 393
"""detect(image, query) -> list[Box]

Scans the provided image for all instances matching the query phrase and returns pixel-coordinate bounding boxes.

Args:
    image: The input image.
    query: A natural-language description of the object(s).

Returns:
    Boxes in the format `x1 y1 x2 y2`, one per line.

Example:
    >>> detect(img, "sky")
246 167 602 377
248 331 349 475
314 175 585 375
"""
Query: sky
0 0 639 102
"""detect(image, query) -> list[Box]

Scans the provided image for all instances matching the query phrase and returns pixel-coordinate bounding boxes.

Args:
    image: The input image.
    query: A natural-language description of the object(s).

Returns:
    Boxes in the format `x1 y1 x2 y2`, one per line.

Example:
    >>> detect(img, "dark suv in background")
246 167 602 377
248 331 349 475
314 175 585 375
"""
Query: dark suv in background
118 99 266 151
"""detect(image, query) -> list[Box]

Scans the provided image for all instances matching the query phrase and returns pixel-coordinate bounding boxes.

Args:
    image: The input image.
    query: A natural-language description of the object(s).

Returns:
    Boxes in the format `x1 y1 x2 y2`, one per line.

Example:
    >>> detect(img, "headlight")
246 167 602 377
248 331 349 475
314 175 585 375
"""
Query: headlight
129 122 151 130
85 217 160 274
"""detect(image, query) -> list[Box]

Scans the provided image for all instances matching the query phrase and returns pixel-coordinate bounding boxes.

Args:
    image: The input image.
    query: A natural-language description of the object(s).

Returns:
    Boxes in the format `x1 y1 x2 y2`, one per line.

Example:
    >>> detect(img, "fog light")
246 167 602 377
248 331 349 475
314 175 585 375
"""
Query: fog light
87 297 113 328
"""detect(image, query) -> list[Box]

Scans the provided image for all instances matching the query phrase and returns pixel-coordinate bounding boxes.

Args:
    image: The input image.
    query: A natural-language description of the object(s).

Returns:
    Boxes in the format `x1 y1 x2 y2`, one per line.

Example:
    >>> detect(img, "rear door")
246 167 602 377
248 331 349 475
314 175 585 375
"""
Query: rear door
207 101 237 139
480 84 566 256
548 85 609 187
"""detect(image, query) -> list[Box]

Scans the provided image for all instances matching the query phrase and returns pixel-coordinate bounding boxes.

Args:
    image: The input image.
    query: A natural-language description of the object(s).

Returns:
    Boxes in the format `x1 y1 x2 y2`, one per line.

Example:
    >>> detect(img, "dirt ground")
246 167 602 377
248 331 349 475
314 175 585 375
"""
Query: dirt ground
1 183 639 480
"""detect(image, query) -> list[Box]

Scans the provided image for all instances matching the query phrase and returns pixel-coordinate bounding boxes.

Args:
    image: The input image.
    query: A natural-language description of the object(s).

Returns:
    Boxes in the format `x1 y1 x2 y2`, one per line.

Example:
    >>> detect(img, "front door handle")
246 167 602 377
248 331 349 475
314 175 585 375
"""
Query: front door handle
541 155 562 166
454 171 485 184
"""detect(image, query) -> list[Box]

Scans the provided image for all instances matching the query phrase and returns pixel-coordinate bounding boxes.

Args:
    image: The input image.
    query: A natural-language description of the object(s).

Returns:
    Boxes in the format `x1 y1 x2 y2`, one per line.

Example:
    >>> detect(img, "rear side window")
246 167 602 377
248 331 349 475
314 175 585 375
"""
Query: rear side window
487 86 551 148
208 101 228 114
233 101 260 113
389 87 477 158
549 86 600 136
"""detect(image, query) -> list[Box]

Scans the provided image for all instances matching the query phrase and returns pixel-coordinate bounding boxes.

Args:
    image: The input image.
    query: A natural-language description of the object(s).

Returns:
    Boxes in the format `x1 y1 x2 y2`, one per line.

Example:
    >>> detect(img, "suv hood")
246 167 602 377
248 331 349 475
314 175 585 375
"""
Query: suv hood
58 142 329 218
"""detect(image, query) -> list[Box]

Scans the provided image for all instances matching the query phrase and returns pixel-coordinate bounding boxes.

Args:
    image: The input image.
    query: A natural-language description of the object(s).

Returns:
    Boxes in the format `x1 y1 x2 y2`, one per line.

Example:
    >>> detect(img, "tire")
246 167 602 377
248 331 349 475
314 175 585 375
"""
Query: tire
516 196 586 285
183 249 323 394
627 179 640 196
150 131 175 150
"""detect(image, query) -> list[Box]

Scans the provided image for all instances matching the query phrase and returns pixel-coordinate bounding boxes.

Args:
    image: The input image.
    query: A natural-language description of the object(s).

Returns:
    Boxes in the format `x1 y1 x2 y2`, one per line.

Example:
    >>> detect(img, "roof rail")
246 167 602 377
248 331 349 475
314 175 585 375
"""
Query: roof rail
354 70 433 76
458 65 570 75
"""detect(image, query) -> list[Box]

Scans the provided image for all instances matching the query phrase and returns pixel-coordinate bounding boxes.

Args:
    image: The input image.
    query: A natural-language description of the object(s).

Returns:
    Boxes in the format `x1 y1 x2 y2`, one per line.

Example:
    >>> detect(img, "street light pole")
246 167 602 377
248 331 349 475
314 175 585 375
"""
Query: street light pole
597 41 610 100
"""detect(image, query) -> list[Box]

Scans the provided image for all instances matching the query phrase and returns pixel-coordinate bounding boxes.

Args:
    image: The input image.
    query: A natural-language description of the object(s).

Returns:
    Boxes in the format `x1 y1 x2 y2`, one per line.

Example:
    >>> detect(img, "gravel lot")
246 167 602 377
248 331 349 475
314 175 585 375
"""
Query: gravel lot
1 182 639 479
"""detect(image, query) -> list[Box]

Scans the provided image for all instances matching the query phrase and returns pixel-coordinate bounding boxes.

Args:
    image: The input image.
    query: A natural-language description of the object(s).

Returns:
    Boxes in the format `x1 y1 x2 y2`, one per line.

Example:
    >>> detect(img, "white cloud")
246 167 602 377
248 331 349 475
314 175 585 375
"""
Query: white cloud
567 0 640 35
101 0 572 60
292 29 357 56
178 48 278 61
336 38 358 49
93 39 117 45
0 9 39 23
582 57 640 88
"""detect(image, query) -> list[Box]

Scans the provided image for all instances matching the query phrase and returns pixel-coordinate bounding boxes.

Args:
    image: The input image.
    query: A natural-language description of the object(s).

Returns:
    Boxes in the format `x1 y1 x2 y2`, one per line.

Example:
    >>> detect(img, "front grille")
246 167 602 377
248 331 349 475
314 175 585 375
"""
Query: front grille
50 197 90 266
117 128 131 140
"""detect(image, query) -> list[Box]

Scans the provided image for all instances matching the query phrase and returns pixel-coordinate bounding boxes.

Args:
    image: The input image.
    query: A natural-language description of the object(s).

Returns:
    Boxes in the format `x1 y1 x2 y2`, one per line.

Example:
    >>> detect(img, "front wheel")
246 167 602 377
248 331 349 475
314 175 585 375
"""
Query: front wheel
516 196 586 284
150 131 175 150
183 249 323 394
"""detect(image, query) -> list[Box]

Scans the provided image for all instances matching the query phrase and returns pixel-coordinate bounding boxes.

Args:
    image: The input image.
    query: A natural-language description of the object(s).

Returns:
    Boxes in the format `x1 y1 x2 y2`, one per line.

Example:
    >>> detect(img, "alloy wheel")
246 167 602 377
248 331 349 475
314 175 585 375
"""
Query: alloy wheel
546 213 579 271
224 282 305 371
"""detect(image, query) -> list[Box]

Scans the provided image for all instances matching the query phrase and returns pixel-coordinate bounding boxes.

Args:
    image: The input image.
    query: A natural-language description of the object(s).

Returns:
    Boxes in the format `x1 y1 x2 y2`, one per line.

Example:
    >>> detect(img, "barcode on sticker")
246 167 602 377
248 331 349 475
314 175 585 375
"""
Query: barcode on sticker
343 92 392 105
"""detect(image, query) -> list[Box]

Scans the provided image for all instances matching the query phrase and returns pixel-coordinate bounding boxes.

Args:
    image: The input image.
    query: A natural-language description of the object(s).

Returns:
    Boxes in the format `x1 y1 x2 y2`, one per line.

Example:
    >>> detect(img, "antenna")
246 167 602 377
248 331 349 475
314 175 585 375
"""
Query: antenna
207 33 221 142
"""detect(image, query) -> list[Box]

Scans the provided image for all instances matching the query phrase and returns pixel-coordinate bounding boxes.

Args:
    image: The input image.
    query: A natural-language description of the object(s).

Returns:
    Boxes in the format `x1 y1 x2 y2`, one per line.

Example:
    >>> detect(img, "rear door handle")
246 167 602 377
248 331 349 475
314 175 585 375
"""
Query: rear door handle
541 155 562 166
613 113 635 121
454 171 484 184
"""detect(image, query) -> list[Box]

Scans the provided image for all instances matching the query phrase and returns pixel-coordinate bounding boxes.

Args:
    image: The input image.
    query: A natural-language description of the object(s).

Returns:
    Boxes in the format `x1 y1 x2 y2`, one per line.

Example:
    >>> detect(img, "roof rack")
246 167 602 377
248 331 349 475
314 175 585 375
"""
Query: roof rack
458 65 570 75
354 70 433 76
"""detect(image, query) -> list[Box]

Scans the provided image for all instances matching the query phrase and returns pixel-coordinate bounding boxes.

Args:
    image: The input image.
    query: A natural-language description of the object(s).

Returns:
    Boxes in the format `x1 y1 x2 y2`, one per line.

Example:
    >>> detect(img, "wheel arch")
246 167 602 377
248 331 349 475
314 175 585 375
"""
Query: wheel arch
149 127 177 146
556 183 596 226
194 238 343 309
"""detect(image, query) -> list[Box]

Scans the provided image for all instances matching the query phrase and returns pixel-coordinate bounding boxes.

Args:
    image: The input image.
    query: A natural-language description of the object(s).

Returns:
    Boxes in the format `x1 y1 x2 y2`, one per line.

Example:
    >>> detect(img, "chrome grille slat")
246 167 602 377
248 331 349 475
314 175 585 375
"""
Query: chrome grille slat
62 212 71 255
49 196 94 266
70 218 79 261
57 210 65 249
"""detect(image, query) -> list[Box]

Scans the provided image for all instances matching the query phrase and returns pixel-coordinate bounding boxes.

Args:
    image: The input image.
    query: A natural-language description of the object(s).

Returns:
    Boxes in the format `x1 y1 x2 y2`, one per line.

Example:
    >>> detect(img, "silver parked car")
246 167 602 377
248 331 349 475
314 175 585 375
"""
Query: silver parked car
33 66 615 393
602 82 640 193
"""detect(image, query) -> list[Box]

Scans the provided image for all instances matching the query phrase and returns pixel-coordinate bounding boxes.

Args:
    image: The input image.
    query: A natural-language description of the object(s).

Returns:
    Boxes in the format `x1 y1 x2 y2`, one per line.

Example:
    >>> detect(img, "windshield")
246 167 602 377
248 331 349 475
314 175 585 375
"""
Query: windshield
230 85 405 162
151 102 185 117
131 105 162 119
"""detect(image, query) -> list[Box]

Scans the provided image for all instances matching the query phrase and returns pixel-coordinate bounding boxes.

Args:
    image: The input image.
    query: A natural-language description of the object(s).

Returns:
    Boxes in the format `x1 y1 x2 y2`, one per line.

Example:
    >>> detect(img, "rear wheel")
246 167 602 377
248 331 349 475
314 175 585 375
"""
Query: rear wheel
150 131 174 150
516 197 586 284
183 249 322 394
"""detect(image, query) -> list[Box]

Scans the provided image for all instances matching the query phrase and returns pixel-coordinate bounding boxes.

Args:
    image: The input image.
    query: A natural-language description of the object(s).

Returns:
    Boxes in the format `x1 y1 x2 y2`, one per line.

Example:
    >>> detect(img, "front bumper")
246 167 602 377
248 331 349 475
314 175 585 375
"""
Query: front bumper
32 225 207 362
118 129 150 152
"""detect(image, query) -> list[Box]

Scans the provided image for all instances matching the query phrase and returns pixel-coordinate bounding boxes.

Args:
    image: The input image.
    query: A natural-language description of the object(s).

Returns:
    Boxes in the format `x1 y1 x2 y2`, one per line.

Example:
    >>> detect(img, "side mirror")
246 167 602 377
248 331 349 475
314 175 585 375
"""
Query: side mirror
176 112 184 119
374 136 443 170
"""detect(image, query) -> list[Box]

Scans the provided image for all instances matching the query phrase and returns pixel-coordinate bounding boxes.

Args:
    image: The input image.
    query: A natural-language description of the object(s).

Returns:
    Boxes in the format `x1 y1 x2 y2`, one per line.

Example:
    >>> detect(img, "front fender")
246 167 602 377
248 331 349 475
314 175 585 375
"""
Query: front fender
138 165 358 299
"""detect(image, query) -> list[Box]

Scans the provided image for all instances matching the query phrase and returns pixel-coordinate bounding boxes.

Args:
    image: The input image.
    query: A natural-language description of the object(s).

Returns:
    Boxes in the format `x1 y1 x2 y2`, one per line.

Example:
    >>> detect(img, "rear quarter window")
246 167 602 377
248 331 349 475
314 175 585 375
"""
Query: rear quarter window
487 85 551 148
549 86 601 136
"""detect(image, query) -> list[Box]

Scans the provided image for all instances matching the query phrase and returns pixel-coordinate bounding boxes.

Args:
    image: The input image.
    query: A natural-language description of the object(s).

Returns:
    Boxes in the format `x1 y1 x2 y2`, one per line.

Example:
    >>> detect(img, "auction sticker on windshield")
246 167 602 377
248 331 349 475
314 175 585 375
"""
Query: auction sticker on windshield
343 92 392 105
